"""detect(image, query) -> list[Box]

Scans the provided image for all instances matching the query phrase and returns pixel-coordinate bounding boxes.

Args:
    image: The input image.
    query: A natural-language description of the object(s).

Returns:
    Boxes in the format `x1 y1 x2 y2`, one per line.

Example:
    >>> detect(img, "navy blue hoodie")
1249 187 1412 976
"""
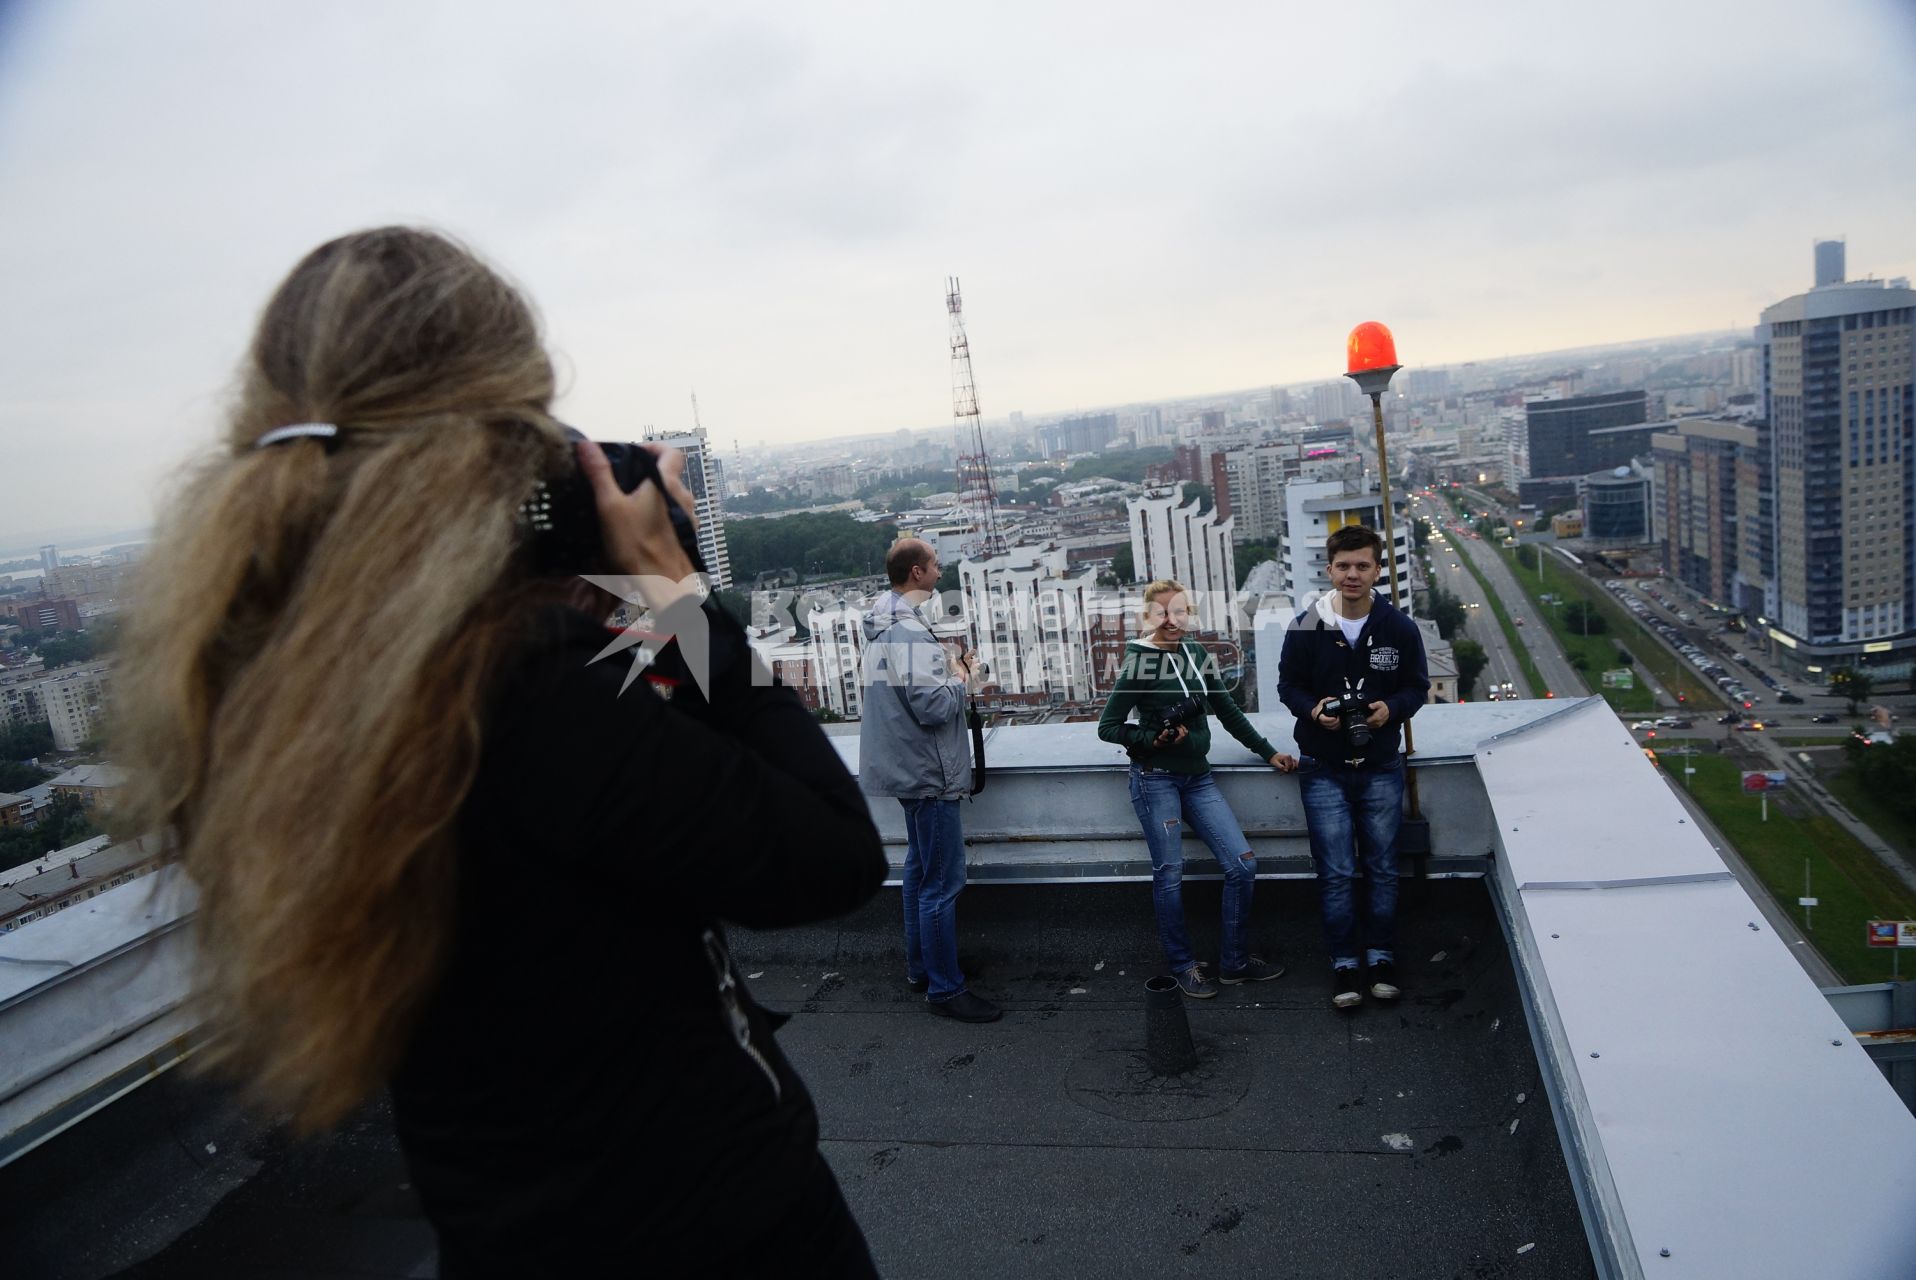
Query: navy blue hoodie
1275 591 1429 768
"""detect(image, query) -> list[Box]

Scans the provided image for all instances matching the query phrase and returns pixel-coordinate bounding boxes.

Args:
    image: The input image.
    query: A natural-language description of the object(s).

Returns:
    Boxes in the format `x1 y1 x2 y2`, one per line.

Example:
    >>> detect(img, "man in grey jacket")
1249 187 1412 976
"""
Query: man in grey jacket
857 539 1001 1023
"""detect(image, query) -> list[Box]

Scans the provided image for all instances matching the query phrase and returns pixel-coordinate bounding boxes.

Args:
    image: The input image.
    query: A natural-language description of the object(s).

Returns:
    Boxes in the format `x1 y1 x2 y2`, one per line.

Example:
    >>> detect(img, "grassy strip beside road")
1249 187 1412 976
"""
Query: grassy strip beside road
1497 546 1654 713
1662 752 1916 984
1449 541 1547 696
1498 545 1722 712
1828 768 1916 865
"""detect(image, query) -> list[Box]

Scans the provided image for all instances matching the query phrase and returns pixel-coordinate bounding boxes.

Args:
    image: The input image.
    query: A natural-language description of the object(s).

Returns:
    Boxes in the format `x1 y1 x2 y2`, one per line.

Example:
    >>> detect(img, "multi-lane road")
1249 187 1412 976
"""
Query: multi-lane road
1411 491 1585 701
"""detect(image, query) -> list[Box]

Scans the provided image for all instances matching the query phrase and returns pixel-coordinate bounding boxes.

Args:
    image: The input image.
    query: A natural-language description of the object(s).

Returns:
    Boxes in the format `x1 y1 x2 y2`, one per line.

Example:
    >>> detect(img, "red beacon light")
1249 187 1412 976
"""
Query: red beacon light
1344 321 1402 398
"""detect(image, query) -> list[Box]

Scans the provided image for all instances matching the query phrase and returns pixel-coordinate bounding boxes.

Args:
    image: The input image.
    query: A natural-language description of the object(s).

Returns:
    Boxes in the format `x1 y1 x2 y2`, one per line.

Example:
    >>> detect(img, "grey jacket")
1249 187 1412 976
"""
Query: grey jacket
856 590 972 800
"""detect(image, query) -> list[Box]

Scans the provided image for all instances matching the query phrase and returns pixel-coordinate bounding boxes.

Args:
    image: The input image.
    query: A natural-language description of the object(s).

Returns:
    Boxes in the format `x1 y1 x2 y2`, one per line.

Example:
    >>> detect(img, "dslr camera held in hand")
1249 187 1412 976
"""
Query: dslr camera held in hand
1141 694 1207 746
1319 692 1374 752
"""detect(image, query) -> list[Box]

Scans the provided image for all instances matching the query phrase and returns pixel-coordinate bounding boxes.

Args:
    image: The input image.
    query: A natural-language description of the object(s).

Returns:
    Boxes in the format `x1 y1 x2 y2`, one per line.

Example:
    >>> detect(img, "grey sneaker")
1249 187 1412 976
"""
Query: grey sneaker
1367 960 1400 1001
1175 965 1219 999
1219 955 1286 984
1331 966 1364 1009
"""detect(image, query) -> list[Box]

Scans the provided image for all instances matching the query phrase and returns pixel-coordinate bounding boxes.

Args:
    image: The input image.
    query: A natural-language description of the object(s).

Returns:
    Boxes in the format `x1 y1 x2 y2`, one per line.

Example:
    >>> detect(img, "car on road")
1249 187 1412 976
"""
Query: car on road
1718 711 1743 724
1733 721 1768 732
1514 617 1524 626
1664 719 1694 729
1810 713 1840 724
1778 692 1804 704
1631 720 1656 731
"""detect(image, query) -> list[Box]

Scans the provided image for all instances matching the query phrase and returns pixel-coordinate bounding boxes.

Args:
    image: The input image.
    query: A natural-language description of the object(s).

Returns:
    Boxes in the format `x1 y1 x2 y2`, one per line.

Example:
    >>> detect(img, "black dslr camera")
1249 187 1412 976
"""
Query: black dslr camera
522 426 707 576
1319 692 1374 752
1142 694 1207 745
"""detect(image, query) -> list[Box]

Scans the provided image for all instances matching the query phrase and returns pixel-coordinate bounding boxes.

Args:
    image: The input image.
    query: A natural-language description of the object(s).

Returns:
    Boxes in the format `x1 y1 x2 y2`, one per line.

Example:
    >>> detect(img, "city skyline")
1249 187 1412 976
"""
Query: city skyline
1 1 1912 539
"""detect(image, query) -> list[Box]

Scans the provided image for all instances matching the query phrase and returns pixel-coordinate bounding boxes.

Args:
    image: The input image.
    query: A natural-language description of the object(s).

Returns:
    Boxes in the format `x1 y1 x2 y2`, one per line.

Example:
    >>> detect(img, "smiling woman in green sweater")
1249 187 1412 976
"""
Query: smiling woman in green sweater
1097 579 1296 999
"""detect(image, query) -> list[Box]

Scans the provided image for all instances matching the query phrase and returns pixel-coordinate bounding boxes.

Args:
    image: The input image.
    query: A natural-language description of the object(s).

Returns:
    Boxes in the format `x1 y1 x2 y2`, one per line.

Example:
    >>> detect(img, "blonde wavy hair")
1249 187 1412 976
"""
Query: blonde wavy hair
115 227 571 1130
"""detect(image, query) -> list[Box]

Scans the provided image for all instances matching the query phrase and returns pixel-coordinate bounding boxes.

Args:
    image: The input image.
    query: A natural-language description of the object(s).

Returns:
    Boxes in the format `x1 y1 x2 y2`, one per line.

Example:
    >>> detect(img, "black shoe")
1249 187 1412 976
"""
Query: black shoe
1331 966 1364 1009
1174 965 1219 999
1218 955 1286 984
1368 960 1400 1001
927 991 1003 1023
908 956 985 993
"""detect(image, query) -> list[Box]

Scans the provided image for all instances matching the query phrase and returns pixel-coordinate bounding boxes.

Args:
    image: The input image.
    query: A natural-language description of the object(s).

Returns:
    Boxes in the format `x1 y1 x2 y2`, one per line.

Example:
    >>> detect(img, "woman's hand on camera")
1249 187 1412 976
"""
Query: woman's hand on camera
577 441 701 609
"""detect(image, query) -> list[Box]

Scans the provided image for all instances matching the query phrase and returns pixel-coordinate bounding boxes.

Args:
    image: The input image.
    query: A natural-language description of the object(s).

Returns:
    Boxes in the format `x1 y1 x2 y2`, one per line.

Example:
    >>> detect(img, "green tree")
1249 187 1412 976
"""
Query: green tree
1186 483 1215 516
1453 638 1488 700
1412 517 1432 549
1424 582 1466 641
1109 545 1135 585
1560 601 1608 634
723 513 898 582
1234 544 1278 589
0 793 100 873
1830 667 1874 715
0 722 55 761
0 759 53 793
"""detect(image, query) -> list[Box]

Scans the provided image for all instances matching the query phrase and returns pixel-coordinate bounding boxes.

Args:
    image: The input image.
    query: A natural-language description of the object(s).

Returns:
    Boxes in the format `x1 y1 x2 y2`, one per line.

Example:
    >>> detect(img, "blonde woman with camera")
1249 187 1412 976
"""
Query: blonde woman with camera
1096 580 1296 998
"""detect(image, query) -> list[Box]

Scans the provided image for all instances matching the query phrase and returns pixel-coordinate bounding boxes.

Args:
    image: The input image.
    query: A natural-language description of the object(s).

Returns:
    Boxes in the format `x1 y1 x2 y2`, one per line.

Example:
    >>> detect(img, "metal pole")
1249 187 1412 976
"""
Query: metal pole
1368 392 1420 820
1802 857 1810 931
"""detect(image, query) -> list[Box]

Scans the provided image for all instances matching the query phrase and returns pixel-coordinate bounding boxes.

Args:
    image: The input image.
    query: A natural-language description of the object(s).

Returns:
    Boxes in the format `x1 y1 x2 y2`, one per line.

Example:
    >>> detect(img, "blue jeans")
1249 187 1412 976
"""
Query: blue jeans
1127 766 1257 973
899 798 968 1001
1299 754 1405 967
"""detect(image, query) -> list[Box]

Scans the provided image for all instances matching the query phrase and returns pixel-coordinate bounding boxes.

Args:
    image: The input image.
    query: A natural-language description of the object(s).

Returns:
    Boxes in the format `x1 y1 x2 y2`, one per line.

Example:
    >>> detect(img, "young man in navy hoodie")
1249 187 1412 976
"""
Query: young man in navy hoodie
1276 524 1429 1010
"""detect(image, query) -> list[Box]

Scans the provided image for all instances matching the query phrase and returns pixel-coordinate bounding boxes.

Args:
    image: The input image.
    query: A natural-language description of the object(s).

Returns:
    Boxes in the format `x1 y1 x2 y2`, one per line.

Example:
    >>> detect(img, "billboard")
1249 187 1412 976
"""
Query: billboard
1740 771 1789 793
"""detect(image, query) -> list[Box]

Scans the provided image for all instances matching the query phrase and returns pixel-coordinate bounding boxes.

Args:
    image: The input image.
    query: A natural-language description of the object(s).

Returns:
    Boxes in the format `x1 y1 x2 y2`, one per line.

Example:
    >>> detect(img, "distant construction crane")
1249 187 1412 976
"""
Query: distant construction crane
946 276 1005 560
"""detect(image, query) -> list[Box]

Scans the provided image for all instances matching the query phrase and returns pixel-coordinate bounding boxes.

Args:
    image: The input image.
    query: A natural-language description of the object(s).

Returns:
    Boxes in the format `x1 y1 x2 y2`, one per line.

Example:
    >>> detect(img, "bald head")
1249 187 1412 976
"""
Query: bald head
886 538 938 588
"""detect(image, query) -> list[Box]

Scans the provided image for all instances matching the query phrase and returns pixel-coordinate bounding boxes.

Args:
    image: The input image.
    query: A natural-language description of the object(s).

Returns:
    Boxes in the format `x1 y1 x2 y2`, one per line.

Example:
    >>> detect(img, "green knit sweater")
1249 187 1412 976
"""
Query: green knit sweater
1096 639 1277 774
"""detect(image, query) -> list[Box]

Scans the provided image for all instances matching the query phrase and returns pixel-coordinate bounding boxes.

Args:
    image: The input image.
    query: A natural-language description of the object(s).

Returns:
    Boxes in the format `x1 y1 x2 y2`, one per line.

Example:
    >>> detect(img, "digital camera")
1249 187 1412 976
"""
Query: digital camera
1319 692 1374 752
521 426 706 576
1142 694 1207 743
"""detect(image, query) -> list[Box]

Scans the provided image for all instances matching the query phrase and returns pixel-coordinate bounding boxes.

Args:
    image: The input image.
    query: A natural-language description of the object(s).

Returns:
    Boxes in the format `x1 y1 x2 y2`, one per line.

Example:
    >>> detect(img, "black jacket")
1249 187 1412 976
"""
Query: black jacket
388 602 886 1276
1275 592 1430 768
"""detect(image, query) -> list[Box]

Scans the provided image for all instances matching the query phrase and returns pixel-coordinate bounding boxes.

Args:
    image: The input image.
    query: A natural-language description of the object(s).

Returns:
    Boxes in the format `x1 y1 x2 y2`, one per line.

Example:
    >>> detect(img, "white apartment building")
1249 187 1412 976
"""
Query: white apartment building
40 662 113 751
806 602 866 718
1126 485 1237 633
640 427 734 589
957 546 1097 703
1282 480 1413 613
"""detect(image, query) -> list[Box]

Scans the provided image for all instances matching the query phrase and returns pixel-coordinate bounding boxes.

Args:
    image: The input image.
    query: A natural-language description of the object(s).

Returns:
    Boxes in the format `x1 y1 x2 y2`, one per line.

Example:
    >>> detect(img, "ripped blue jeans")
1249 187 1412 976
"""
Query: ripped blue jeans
1127 766 1256 974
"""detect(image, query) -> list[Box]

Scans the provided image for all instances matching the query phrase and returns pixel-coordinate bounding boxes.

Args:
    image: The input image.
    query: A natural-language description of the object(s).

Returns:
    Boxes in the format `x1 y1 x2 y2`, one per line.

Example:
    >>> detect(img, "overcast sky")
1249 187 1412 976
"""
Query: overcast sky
1 0 1912 544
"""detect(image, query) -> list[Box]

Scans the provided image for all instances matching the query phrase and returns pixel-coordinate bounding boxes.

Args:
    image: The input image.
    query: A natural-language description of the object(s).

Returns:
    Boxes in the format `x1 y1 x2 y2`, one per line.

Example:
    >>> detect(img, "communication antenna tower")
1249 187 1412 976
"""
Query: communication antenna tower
946 276 1005 560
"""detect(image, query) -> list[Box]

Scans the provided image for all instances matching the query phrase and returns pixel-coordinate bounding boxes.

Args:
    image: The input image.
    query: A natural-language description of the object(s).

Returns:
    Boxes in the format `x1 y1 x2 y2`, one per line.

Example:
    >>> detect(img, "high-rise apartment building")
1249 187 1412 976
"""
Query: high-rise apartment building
1759 260 1916 675
1036 413 1119 458
39 546 58 575
641 427 733 588
1126 485 1237 633
38 662 112 751
1652 420 1757 605
1217 442 1302 543
957 546 1097 703
1281 479 1411 611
